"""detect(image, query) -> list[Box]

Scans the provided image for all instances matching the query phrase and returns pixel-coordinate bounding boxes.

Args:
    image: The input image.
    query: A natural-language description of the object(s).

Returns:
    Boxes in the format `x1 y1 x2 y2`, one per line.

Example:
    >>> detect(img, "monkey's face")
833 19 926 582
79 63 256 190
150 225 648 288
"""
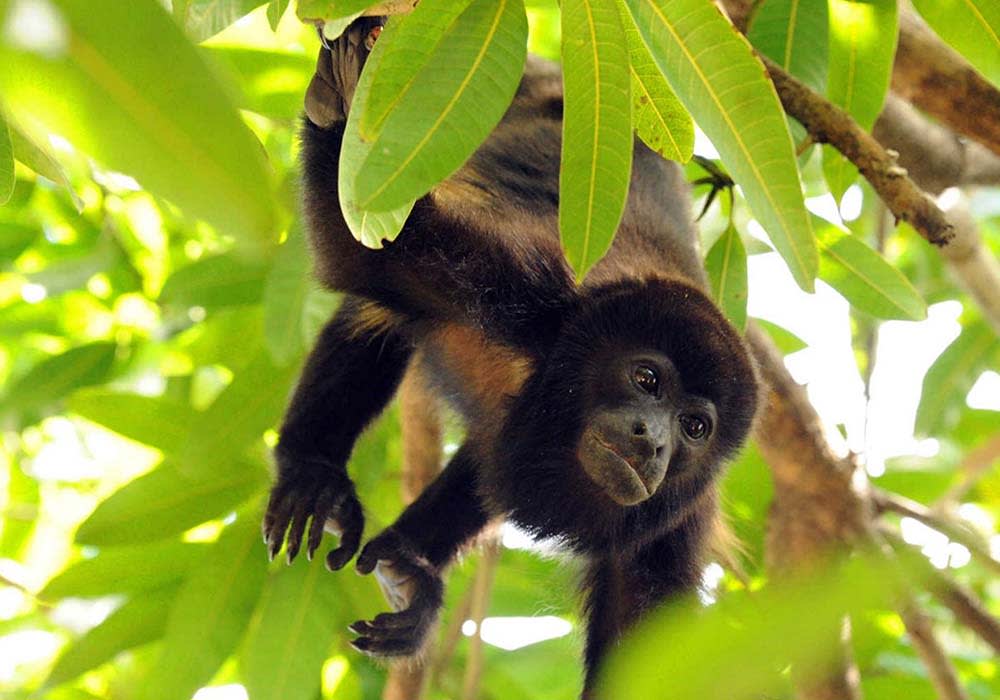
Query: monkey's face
576 350 719 506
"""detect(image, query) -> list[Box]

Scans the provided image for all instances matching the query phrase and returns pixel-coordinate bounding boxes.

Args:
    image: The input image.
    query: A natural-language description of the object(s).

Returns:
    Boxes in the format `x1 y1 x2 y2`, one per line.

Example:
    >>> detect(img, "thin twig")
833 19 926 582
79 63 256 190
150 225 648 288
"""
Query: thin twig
873 491 1000 578
899 602 970 700
937 434 1000 508
461 537 501 700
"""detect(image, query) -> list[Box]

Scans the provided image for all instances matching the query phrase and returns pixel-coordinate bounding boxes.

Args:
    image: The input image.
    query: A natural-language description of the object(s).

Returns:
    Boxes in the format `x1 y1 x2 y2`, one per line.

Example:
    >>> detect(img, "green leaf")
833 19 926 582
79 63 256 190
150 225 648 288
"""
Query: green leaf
139 512 267 700
297 0 374 21
822 0 898 202
69 391 195 452
42 541 208 599
624 0 817 292
753 318 807 354
178 348 298 476
557 0 632 279
267 0 290 30
815 222 926 321
0 463 39 558
0 0 276 248
75 461 266 545
338 15 416 247
617 0 693 163
46 588 176 687
351 0 528 211
159 253 270 309
915 320 997 436
0 110 13 206
0 221 39 263
911 0 1000 84
240 556 344 700
264 227 310 366
0 342 117 418
705 225 748 330
7 121 80 207
181 0 267 42
207 47 313 122
748 0 829 94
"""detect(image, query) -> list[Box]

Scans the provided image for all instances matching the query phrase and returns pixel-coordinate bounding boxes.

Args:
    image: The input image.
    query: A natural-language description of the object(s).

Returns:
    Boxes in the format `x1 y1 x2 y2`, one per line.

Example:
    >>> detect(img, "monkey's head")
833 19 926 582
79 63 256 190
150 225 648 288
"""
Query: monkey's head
492 278 758 549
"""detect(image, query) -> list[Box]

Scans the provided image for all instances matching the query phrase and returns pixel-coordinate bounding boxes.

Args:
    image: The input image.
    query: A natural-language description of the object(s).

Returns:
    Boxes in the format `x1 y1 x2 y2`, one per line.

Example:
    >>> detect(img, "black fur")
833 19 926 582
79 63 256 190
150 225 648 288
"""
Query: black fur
264 19 758 696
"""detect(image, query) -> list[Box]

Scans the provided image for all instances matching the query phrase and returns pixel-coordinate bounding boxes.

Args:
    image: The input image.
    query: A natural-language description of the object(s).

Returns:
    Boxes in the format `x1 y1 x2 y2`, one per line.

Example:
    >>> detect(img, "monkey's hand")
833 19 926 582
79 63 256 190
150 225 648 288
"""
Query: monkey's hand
262 453 364 570
350 527 444 656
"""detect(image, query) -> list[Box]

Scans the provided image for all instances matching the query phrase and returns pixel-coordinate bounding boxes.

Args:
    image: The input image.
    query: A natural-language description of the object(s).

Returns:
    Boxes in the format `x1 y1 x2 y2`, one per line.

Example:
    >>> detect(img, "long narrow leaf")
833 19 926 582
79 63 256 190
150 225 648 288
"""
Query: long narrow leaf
139 513 267 700
625 0 817 292
0 110 13 205
748 0 828 94
705 225 748 330
617 0 693 163
352 0 527 211
45 588 176 687
560 0 632 279
911 0 1000 83
816 222 926 321
822 0 897 202
0 0 276 247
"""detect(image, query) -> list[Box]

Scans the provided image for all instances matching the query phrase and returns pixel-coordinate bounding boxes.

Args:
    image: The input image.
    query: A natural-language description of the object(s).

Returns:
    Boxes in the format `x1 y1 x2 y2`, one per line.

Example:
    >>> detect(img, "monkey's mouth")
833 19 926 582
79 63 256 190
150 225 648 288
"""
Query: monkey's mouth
579 432 658 506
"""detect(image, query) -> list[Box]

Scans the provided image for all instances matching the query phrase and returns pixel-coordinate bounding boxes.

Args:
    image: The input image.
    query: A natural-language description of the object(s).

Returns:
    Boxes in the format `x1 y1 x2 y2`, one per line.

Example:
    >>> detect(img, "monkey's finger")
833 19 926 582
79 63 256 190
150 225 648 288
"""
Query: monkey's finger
265 491 296 561
355 538 389 575
261 484 289 542
350 634 422 657
285 499 313 564
305 493 334 561
326 497 363 571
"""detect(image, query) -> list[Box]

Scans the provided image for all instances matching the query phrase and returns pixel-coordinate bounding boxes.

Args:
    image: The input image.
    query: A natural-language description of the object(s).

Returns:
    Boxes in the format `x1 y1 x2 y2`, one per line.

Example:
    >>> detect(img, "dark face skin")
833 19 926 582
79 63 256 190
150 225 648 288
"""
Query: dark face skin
576 350 718 506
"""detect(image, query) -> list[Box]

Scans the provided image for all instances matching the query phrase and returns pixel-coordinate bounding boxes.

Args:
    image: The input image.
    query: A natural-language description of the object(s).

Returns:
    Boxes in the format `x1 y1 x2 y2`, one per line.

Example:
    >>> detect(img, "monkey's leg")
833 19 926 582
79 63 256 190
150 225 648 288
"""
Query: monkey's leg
348 445 490 656
264 296 412 569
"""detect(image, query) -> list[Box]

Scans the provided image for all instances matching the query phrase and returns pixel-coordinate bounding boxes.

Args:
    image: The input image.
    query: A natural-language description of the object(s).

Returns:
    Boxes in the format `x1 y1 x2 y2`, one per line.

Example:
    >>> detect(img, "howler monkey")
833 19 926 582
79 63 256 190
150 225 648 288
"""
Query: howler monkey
263 17 758 693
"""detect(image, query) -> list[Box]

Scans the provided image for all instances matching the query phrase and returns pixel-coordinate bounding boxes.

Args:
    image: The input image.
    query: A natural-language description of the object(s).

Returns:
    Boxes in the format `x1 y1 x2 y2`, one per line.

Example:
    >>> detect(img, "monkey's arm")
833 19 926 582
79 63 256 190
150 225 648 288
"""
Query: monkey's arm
348 445 490 655
263 296 411 568
582 510 711 691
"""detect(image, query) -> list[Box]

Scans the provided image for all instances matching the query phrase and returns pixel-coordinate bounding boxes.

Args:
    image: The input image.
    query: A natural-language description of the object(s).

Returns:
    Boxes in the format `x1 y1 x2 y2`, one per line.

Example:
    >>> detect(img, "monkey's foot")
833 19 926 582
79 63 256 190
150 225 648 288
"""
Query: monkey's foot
350 528 443 656
305 16 386 128
262 455 364 570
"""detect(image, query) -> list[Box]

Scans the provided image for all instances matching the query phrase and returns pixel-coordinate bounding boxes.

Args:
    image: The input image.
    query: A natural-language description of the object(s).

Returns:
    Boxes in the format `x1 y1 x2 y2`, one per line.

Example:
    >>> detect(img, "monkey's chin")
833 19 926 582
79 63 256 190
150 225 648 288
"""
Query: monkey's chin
578 435 656 507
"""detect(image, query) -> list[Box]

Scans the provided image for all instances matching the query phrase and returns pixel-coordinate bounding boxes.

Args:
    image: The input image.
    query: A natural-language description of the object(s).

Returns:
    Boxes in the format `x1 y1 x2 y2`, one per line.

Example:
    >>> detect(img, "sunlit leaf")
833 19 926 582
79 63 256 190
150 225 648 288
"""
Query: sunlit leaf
618 0 693 163
624 0 817 292
159 253 270 309
911 0 1000 84
207 47 313 122
598 556 903 699
46 588 177 687
267 0 289 30
0 342 117 419
297 0 374 21
558 0 632 279
42 541 208 599
822 0 897 202
748 0 828 94
0 110 13 205
351 0 528 211
338 15 416 246
0 0 276 248
915 320 997 436
178 348 299 476
240 556 344 700
264 226 310 366
7 120 80 207
69 391 195 452
139 512 267 700
180 0 266 42
75 461 266 545
0 463 39 558
0 221 39 262
816 222 926 321
753 318 807 355
705 224 748 330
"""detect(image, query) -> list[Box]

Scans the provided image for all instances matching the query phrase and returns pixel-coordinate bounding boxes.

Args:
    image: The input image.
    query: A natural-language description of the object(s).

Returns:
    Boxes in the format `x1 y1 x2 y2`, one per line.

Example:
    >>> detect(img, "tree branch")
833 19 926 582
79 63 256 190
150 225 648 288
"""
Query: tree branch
873 491 1000 578
461 537 501 700
892 9 1000 159
762 56 954 247
899 602 970 700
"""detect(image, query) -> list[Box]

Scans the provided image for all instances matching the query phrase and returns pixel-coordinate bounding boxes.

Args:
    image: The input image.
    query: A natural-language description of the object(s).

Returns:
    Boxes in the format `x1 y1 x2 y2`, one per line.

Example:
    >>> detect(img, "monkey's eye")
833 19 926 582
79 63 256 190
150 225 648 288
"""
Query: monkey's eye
679 413 710 441
633 365 659 395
